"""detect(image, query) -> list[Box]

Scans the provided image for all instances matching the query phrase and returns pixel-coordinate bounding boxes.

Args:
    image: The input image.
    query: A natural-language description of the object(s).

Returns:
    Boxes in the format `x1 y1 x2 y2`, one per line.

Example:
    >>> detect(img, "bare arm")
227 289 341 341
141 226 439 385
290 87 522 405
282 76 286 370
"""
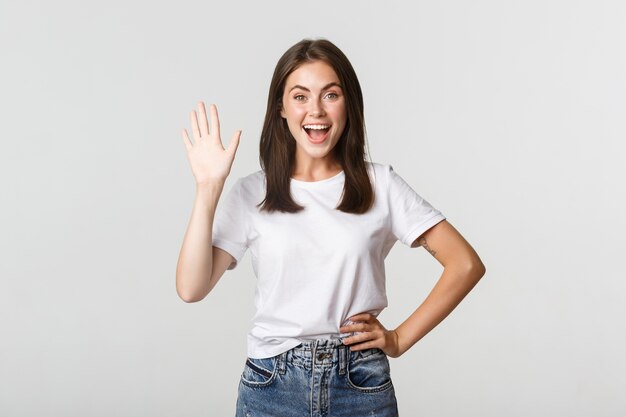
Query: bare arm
175 101 241 303
175 181 235 302
391 220 485 354
341 220 486 357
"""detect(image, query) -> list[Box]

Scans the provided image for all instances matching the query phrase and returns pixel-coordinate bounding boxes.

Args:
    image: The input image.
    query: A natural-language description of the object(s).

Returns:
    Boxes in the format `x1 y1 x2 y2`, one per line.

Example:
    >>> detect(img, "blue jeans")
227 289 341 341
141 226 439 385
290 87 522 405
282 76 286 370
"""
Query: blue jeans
235 338 399 417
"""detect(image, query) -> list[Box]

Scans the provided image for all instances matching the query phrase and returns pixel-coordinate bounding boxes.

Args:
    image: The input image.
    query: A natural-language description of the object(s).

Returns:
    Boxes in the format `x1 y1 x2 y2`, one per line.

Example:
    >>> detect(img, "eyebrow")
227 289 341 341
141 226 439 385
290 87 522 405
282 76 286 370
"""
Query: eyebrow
288 82 342 93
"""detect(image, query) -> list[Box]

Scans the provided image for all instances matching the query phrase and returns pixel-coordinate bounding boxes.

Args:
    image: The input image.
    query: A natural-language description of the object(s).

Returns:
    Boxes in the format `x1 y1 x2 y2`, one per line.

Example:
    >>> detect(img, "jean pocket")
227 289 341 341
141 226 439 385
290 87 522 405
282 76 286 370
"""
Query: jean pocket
346 348 393 393
240 356 278 388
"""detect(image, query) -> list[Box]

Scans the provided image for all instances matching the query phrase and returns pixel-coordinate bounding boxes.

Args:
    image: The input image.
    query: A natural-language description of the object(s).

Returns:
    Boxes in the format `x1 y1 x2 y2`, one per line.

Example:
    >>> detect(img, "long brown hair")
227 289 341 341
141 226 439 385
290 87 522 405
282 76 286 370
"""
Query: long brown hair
257 38 374 214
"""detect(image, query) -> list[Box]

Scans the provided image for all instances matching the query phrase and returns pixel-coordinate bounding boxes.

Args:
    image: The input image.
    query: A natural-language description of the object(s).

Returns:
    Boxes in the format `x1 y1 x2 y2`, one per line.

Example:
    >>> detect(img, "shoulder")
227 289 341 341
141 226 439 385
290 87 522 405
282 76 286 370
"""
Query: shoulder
365 161 395 188
229 169 266 203
239 169 265 186
368 162 426 202
366 161 395 177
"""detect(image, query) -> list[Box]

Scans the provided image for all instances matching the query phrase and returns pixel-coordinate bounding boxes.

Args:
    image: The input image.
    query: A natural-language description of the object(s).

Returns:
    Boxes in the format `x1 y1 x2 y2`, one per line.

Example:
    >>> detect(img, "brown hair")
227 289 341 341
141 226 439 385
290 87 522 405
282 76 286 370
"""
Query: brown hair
257 38 374 214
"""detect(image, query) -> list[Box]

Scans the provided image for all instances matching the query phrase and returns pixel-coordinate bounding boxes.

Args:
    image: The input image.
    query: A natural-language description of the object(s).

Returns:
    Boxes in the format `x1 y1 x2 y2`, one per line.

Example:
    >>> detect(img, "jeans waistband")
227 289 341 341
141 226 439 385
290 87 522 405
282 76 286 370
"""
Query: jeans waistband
294 338 346 351
276 338 349 375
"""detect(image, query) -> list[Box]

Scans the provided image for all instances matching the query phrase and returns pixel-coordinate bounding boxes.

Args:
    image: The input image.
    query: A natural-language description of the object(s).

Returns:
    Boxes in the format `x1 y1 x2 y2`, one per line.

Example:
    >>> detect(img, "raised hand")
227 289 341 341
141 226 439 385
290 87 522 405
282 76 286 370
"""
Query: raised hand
181 102 241 185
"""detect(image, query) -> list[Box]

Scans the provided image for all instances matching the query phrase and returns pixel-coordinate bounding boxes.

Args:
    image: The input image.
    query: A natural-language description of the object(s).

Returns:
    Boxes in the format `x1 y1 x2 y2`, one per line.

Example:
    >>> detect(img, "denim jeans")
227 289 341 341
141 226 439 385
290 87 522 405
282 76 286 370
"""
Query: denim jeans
235 338 399 417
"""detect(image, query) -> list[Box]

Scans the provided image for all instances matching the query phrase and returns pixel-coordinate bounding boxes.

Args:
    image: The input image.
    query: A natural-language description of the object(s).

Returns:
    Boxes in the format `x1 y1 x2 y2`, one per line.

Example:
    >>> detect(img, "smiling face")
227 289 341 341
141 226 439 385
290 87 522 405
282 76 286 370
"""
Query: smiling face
280 60 347 170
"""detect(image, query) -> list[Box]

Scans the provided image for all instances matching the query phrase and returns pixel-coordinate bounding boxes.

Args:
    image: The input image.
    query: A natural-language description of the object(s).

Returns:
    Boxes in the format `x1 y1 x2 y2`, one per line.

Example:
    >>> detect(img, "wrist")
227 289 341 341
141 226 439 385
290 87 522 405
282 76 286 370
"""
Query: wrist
196 179 225 192
392 328 410 357
194 181 224 208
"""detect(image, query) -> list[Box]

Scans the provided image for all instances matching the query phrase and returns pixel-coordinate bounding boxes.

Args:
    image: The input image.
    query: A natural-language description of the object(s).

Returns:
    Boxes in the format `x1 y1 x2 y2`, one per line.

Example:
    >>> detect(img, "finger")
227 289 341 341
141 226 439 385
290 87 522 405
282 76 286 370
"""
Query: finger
343 332 381 349
340 322 370 333
347 313 374 323
198 101 210 137
190 110 201 141
210 104 221 140
181 129 193 151
227 130 242 155
347 339 380 351
342 331 375 346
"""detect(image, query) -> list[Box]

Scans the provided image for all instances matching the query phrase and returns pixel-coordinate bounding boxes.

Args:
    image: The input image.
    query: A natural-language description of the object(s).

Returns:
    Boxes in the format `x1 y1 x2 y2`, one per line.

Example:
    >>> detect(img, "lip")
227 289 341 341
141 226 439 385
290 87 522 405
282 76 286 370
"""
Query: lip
302 126 330 144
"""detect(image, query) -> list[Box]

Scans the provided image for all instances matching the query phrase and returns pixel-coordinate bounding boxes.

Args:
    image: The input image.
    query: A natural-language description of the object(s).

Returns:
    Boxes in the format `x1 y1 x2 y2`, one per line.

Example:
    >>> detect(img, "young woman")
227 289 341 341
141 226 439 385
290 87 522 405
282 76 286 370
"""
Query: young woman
176 38 485 417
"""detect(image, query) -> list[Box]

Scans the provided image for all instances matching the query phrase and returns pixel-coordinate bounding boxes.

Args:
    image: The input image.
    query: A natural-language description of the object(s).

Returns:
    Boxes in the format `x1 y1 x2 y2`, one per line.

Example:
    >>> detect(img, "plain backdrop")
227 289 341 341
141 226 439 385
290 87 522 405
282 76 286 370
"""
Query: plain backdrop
1 0 624 416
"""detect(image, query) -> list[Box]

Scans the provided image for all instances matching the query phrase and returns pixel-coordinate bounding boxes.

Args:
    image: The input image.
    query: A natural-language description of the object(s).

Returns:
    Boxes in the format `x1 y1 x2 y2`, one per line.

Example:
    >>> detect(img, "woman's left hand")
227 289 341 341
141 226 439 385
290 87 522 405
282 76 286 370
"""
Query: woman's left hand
340 313 402 358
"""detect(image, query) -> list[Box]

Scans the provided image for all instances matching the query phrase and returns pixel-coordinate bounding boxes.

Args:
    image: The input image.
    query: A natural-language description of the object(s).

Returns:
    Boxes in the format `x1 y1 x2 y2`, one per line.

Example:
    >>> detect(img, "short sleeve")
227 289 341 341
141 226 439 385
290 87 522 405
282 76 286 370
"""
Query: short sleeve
212 178 249 270
387 165 446 247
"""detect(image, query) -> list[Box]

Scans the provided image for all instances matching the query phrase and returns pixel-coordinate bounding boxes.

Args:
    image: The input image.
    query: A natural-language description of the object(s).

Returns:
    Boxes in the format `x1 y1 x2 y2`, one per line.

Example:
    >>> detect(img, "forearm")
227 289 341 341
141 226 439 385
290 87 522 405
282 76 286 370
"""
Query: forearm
175 181 224 302
394 263 485 355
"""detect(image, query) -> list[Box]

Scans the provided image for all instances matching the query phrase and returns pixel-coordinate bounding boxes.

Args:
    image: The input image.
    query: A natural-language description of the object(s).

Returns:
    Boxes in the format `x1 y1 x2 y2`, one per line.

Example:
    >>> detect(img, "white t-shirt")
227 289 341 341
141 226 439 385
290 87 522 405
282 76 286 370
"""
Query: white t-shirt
212 161 446 359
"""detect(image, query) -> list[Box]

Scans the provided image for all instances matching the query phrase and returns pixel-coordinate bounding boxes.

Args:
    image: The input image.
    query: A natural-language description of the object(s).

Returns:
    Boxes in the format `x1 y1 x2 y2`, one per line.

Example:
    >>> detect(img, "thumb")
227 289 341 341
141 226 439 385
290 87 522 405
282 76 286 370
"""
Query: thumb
227 130 242 155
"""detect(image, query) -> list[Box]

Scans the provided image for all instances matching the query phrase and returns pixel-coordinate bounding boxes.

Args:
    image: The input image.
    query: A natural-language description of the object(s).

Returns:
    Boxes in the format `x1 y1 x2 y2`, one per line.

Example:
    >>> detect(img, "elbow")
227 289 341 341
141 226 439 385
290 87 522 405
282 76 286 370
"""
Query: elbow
468 259 486 281
450 258 486 281
178 292 204 303
177 289 205 303
175 278 207 303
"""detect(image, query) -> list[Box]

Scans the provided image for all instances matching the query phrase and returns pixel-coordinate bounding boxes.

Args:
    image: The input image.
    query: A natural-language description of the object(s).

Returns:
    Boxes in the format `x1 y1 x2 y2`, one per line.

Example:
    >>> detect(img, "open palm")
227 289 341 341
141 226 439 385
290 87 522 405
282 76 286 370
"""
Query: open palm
181 102 241 185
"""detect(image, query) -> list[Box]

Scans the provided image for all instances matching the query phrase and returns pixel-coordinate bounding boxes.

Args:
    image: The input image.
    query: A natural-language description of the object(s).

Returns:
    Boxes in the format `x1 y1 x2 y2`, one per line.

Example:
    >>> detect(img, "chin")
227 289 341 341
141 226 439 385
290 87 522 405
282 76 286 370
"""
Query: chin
302 138 336 152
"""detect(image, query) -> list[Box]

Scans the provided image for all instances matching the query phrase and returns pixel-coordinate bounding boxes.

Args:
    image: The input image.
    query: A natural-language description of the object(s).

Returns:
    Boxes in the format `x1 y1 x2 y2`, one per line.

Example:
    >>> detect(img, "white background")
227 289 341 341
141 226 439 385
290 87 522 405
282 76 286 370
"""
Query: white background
1 0 624 416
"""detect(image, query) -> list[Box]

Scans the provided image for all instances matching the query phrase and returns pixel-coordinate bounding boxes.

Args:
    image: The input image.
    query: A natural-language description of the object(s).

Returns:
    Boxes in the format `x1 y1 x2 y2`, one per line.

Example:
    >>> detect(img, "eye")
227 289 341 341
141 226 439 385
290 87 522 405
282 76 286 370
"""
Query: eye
294 94 306 101
325 92 339 100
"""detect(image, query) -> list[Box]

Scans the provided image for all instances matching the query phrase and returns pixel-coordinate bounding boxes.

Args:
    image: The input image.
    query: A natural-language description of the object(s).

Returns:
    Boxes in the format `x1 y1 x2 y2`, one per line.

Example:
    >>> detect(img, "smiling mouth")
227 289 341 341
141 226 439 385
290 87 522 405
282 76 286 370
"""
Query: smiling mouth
303 124 331 142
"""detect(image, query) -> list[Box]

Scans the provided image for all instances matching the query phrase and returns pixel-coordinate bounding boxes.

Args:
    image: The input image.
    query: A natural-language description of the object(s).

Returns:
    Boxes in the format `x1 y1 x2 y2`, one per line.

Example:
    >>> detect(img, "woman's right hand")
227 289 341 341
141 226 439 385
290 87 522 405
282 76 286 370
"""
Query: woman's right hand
181 101 241 186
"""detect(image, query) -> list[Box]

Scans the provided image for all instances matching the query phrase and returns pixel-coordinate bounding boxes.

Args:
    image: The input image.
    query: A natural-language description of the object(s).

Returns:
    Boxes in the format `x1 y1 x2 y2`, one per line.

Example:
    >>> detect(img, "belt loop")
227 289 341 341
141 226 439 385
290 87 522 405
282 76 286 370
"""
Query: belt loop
339 345 347 375
277 351 287 375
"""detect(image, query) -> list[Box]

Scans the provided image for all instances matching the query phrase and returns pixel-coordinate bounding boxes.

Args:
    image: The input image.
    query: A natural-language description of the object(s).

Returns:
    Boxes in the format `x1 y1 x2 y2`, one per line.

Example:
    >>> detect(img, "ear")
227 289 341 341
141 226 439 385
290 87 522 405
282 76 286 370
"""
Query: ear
280 104 286 119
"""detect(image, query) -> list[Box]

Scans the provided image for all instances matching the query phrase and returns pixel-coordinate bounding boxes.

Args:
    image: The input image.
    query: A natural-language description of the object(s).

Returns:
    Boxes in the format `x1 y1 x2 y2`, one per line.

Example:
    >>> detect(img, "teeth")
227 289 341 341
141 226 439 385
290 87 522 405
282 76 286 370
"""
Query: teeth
303 124 330 130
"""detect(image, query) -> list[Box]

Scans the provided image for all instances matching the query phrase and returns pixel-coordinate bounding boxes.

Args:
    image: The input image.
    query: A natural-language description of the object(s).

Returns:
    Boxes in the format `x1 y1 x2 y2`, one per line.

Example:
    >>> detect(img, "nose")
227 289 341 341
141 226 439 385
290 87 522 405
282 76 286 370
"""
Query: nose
309 98 326 118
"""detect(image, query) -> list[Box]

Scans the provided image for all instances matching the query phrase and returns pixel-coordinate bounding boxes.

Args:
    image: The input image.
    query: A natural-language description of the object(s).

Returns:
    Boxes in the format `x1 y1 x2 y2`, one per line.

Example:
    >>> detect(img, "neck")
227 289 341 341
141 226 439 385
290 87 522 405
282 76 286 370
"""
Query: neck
292 158 342 182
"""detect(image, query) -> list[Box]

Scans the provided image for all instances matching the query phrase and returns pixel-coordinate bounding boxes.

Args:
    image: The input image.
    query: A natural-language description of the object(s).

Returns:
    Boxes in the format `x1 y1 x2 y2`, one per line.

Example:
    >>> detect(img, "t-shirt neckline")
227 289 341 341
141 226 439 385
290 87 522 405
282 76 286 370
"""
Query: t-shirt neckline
290 170 345 187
